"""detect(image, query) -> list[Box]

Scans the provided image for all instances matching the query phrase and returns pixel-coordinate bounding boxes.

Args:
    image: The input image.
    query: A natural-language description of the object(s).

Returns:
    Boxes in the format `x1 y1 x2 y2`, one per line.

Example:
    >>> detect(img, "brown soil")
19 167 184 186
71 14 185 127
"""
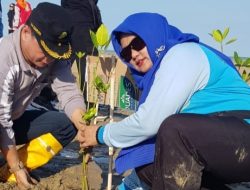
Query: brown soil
0 140 127 190
0 105 133 190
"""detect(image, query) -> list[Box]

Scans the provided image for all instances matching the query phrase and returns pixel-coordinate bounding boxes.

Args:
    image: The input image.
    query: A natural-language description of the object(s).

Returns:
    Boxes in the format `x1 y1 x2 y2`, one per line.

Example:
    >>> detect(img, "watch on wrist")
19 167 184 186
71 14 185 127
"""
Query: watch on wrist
9 161 25 173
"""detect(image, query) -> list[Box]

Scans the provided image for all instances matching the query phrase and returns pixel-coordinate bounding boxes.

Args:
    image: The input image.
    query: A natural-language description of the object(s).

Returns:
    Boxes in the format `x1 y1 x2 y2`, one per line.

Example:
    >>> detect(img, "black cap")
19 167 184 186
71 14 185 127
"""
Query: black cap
26 2 73 60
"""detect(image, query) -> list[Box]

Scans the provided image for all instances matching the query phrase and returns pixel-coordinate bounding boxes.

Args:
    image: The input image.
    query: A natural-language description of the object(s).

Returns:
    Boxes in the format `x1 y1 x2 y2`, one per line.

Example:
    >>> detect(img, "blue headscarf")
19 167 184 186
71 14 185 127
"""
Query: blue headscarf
112 12 199 106
111 12 237 174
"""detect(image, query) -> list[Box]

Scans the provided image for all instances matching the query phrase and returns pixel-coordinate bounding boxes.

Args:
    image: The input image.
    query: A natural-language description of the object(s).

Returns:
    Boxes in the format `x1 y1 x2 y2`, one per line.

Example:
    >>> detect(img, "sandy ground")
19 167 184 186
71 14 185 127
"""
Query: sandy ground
0 105 132 190
0 140 126 190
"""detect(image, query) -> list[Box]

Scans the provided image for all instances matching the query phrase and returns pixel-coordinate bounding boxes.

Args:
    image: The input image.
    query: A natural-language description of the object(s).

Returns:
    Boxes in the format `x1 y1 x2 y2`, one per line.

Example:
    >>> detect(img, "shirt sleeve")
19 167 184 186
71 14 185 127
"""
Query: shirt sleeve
50 61 86 118
103 43 210 148
0 65 19 148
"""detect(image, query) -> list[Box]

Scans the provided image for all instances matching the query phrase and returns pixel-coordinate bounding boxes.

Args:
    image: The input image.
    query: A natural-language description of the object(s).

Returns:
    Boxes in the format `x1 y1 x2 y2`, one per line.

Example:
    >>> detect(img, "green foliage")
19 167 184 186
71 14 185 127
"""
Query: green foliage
96 24 110 47
242 70 250 82
82 24 111 124
209 27 250 83
210 29 223 42
90 24 111 53
234 52 250 68
80 24 111 190
94 75 110 93
225 38 237 45
82 107 97 125
80 23 111 124
90 30 98 50
75 51 86 91
233 52 250 82
76 51 86 59
209 27 237 52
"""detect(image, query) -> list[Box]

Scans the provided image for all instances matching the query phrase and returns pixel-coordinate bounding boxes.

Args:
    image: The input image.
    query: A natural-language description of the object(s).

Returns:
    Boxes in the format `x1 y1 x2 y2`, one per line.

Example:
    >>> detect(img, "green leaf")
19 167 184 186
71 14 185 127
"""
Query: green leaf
82 107 97 122
94 75 103 89
94 75 110 93
222 27 229 39
242 70 247 81
243 58 250 67
225 38 237 45
101 83 110 93
89 30 99 49
233 51 242 65
246 73 250 82
75 51 85 59
96 24 109 46
212 30 223 42
103 37 111 50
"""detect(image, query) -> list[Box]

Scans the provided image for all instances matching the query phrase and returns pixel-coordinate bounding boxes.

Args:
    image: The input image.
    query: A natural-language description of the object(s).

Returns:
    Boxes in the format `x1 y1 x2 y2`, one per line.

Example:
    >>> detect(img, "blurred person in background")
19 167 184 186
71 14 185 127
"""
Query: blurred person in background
8 3 16 34
61 0 102 93
8 0 32 33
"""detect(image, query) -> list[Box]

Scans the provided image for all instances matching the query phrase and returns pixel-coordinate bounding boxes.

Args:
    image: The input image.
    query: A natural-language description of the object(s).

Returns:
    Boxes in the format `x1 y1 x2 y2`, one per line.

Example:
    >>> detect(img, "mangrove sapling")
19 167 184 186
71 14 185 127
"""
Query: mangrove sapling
209 27 237 53
209 27 250 84
233 52 250 82
80 107 96 190
89 24 111 115
80 75 110 190
79 23 111 190
89 24 116 190
76 51 86 92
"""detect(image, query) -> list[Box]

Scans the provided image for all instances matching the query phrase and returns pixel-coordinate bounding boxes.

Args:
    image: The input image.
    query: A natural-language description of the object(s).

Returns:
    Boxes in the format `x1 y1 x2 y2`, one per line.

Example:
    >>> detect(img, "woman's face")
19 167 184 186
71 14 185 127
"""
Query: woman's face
120 35 153 73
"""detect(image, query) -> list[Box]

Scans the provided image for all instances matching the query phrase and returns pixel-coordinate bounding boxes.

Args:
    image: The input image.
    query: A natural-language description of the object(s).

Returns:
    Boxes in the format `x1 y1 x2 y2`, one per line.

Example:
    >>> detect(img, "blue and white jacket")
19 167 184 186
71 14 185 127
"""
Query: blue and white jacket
99 13 250 174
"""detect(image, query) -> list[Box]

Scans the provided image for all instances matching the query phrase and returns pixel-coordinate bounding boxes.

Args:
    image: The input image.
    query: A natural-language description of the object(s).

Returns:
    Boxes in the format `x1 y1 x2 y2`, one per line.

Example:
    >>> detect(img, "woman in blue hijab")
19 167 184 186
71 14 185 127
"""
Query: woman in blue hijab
79 13 250 189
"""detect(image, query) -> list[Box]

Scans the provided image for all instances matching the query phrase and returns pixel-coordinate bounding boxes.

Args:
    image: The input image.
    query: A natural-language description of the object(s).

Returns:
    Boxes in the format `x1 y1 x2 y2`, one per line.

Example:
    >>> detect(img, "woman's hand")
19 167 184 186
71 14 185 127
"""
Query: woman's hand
77 125 100 148
14 168 38 190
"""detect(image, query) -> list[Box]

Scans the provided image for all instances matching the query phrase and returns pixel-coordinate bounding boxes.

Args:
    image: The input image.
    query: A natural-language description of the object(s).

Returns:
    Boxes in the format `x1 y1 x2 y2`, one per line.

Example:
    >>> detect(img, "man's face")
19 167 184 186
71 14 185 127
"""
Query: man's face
21 25 55 68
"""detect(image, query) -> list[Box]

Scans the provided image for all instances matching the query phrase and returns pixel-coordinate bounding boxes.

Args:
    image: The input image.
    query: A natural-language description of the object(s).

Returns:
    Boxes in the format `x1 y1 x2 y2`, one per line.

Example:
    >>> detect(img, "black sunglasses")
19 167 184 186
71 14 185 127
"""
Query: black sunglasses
120 37 146 62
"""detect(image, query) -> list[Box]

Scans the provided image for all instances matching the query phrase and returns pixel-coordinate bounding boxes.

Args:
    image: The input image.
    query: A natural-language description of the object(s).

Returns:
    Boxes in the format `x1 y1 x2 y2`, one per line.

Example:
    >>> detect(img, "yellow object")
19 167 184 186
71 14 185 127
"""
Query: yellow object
1 133 63 182
17 0 27 9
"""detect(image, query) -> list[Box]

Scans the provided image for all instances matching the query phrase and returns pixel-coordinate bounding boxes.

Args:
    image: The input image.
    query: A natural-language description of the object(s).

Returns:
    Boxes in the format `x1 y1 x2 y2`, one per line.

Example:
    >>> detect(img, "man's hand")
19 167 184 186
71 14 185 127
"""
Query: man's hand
77 125 100 148
71 108 86 130
1 146 38 189
14 168 38 190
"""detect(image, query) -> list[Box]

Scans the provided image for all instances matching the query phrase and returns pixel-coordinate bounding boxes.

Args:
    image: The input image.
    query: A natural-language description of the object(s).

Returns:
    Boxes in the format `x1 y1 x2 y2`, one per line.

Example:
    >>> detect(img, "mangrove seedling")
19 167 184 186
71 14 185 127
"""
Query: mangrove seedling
76 51 86 92
233 51 250 82
209 27 237 53
80 23 111 190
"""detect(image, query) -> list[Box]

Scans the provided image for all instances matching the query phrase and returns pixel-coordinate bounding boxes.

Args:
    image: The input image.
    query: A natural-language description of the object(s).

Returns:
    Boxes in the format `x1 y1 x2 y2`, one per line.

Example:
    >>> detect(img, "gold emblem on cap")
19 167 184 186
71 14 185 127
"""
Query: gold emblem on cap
58 32 67 39
40 40 72 60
